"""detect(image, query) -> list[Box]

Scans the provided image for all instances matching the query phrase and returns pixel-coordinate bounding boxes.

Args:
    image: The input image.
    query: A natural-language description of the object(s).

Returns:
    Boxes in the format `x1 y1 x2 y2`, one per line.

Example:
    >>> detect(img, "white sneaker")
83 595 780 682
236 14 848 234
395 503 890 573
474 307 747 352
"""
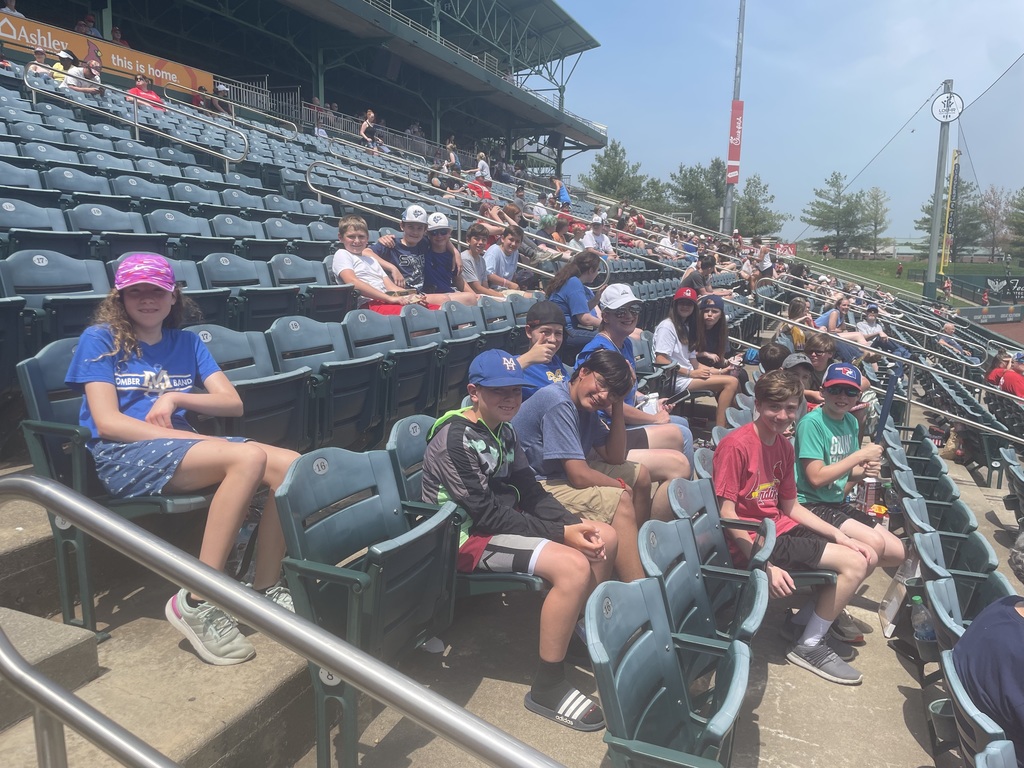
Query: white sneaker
165 589 255 666
246 581 295 613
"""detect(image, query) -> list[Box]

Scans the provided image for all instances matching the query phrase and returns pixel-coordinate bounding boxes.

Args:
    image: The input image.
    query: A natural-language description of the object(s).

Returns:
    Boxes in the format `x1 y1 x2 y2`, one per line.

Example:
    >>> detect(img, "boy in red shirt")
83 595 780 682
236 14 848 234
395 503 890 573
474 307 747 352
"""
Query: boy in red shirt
1000 352 1024 398
713 370 874 685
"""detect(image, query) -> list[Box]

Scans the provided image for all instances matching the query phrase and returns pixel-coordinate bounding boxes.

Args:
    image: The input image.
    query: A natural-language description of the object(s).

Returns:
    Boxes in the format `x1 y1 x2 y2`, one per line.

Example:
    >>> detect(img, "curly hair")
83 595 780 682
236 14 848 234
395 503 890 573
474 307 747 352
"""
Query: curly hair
91 287 202 363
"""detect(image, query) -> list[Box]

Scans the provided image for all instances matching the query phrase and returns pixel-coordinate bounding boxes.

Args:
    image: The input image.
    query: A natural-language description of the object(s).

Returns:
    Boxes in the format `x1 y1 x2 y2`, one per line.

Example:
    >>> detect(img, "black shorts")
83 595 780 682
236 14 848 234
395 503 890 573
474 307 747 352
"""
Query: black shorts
807 501 877 529
771 526 828 571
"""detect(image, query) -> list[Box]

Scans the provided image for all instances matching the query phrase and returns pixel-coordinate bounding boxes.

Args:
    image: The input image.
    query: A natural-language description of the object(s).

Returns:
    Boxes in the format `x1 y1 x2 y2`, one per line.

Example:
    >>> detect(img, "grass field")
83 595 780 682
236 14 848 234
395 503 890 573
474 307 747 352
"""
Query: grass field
795 255 975 307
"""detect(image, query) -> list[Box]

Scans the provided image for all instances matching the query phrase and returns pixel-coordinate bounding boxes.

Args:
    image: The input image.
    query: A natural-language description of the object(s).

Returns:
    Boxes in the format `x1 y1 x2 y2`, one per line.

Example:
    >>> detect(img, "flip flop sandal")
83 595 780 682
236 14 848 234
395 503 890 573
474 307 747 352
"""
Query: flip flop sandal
524 689 605 732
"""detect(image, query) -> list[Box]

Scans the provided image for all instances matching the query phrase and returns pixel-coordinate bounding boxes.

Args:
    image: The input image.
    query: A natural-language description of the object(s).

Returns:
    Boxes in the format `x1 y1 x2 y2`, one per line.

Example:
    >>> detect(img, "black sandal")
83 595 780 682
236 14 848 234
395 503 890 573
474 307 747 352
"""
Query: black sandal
524 689 604 732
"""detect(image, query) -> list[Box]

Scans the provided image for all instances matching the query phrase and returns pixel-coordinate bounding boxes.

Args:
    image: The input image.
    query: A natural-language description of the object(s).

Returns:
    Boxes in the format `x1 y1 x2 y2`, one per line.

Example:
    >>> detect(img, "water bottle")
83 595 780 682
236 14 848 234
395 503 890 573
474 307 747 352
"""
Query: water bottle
910 595 936 642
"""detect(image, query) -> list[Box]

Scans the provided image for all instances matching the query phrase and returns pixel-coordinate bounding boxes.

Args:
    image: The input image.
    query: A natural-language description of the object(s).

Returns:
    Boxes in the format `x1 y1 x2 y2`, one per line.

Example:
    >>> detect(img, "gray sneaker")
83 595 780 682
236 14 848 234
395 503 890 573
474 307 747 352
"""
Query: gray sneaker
165 589 255 666
786 642 863 685
245 581 295 613
829 609 866 644
781 613 856 661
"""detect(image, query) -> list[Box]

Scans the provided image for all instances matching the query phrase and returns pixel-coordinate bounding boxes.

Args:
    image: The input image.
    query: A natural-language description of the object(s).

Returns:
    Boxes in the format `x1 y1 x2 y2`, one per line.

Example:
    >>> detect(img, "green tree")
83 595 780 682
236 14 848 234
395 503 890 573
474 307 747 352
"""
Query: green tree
734 173 791 237
799 171 869 255
978 184 1009 258
863 186 891 256
913 179 984 262
577 139 650 207
667 158 727 230
1006 186 1024 260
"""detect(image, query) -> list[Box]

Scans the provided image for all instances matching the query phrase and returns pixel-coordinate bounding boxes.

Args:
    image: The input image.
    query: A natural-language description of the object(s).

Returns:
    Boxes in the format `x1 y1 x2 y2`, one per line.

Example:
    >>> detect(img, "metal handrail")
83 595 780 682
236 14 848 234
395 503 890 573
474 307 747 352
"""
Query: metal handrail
0 475 563 768
159 82 300 142
22 66 249 174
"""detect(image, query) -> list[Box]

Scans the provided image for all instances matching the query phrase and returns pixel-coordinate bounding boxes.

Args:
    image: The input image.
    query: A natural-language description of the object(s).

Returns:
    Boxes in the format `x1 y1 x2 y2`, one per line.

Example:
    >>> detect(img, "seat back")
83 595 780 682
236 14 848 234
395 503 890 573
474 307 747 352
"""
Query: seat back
210 214 259 239
974 741 1018 768
939 650 1007 766
385 414 438 502
586 577 748 765
924 577 966 651
693 446 714 480
275 447 457 659
66 203 141 234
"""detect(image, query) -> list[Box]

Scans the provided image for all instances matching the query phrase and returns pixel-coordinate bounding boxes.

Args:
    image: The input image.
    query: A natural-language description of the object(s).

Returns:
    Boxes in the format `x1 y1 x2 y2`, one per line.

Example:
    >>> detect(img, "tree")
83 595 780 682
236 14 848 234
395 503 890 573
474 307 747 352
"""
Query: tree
1006 186 1024 260
666 158 727 230
978 184 1010 258
913 179 984 262
799 171 869 255
734 173 791 237
863 186 891 256
577 139 650 207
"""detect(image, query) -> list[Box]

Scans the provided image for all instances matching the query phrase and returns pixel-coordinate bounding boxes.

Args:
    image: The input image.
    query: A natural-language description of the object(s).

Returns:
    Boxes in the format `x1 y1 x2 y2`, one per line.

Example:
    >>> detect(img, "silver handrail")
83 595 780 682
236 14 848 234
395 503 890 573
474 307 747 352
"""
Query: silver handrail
22 66 249 174
0 625 176 768
0 475 563 768
159 83 300 143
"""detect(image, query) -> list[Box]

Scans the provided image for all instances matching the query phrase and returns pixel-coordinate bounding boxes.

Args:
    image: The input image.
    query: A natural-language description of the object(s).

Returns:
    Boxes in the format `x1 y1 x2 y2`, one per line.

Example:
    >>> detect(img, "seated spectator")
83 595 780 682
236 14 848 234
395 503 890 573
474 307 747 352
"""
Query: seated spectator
531 215 568 261
759 341 792 373
681 254 733 298
0 0 25 18
512 349 663 581
802 332 836 406
794 363 906 575
59 59 104 96
986 351 1012 387
126 75 165 111
460 223 505 299
855 303 909 376
518 301 569 398
545 252 603 359
1000 352 1024 398
937 321 982 365
556 200 575 227
713 369 874 685
810 297 871 366
371 205 475 307
421 350 613 731
653 286 739 428
82 13 103 38
421 212 477 304
951 532 1024 764
474 152 492 188
581 216 616 260
51 49 77 83
28 47 49 75
209 84 233 116
694 295 748 389
74 21 90 36
192 85 211 110
332 215 438 314
111 26 131 47
531 192 548 223
483 225 526 290
65 254 298 666
475 200 516 239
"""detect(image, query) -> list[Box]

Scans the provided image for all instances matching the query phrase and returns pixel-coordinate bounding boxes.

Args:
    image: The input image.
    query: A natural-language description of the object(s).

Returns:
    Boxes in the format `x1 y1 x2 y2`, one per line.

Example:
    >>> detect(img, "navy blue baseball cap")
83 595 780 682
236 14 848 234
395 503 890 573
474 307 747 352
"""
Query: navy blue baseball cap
469 350 525 387
823 363 863 388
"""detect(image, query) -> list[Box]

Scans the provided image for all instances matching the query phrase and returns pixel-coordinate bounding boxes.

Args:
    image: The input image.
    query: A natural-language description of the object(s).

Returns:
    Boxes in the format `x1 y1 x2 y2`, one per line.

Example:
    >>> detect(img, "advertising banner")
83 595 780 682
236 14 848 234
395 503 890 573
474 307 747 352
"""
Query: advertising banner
0 15 214 91
955 305 1024 325
726 100 743 185
775 243 796 257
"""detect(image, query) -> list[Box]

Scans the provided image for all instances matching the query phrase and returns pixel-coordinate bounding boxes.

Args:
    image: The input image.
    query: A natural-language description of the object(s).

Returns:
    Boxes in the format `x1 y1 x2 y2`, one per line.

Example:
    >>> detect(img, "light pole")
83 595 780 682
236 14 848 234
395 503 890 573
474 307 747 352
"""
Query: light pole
721 0 746 236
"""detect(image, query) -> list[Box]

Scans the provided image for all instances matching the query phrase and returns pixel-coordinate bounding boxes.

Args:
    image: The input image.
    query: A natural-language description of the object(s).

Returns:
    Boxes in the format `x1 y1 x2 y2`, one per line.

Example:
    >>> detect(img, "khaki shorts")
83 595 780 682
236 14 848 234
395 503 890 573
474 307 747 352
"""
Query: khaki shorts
540 459 642 523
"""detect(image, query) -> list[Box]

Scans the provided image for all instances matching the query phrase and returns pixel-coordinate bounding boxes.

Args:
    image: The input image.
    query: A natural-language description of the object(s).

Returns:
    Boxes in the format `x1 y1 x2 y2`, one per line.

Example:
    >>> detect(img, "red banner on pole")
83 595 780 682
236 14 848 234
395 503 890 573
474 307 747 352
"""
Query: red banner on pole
726 100 744 186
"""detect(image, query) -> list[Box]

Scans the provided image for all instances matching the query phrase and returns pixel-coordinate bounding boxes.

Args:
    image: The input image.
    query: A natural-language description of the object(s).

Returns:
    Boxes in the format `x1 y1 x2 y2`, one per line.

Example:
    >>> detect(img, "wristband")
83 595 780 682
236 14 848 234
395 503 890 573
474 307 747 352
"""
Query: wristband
616 478 627 490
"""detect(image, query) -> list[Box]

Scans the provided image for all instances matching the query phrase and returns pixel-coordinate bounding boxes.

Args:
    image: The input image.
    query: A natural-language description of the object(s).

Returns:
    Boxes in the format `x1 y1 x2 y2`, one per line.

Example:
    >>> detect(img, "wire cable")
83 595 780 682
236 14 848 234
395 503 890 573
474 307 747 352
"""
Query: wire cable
964 50 1024 111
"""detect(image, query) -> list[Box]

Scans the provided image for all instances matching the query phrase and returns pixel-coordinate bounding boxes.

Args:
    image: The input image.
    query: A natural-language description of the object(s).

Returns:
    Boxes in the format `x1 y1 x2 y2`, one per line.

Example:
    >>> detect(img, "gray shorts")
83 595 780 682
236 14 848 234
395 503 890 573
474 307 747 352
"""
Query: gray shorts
476 534 549 575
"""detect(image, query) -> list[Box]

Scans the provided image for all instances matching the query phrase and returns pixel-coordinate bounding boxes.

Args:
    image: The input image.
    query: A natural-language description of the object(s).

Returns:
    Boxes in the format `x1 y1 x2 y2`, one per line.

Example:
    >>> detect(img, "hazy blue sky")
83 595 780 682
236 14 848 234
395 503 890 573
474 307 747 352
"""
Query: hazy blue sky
548 1 1024 242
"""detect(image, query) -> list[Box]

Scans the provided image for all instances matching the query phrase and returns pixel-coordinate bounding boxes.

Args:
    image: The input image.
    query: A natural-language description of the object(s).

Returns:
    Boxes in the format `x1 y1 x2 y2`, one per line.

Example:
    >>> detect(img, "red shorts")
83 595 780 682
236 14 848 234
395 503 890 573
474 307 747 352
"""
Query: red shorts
367 300 441 315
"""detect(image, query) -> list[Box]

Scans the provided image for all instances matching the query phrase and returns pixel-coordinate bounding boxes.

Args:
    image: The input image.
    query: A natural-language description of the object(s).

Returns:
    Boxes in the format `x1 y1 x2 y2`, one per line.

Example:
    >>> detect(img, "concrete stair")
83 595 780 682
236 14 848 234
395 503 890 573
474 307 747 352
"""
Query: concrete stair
0 479 316 767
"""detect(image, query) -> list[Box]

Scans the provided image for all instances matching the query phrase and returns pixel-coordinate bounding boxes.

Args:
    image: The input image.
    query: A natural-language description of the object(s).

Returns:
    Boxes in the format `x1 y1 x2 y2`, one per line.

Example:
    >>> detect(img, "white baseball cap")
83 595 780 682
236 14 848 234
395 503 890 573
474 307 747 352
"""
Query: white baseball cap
592 215 602 224
599 283 641 310
402 205 427 223
427 212 450 231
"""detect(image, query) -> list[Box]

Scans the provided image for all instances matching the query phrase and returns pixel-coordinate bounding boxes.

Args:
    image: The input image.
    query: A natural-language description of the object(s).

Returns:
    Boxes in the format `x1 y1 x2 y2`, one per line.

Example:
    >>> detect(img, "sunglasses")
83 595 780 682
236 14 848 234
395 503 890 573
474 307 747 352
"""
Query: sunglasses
824 386 861 398
613 304 642 318
429 230 451 236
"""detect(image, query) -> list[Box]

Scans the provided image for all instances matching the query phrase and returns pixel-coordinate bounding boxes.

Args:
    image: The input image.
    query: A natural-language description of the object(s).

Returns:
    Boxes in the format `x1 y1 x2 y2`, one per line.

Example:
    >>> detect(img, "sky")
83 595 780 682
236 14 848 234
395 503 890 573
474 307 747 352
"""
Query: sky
545 0 1024 243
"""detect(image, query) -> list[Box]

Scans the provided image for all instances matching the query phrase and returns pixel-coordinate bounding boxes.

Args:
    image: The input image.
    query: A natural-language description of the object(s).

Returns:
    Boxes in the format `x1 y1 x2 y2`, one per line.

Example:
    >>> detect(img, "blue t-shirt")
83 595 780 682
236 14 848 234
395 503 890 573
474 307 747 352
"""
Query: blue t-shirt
423 246 457 293
576 334 638 407
372 238 428 289
814 308 841 330
484 243 518 281
65 325 221 441
512 381 608 481
550 276 595 329
522 356 566 400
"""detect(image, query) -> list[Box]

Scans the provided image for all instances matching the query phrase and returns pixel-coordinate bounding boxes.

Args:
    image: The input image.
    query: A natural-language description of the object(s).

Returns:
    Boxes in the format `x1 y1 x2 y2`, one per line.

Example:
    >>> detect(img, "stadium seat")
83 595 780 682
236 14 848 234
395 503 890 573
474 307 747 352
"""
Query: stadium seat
975 742 1018 768
80 151 136 177
261 217 332 259
42 167 133 211
210 214 286 261
266 253 355 323
693 446 715 480
20 141 88 171
116 139 158 159
0 160 63 208
442 300 507 352
63 130 114 153
197 252 300 331
924 571 1016 653
275 447 458 768
109 175 188 214
396 304 481 415
134 158 183 183
0 249 109 351
384 414 547 598
299 197 337 222
938 650 1007 766
342 308 438 428
0 198 92 259
586 577 750 768
16 338 212 633
223 171 272 194
144 209 234 261
170 181 222 214
0 295 26 395
9 122 68 147
265 315 384 450
65 203 169 259
263 194 319 224
912 530 997 583
186 323 311 450
306 220 338 252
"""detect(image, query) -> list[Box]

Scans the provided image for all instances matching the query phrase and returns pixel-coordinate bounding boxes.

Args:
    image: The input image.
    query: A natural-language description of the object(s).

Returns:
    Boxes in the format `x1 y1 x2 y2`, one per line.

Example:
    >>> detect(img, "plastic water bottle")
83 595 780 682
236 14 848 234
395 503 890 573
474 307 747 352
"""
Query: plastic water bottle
910 595 936 642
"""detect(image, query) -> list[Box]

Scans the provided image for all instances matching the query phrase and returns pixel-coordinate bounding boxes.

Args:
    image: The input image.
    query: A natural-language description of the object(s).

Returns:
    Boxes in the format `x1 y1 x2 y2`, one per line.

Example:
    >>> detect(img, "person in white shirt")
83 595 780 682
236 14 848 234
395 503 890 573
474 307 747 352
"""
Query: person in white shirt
0 0 25 18
461 223 505 298
581 217 616 259
59 60 104 96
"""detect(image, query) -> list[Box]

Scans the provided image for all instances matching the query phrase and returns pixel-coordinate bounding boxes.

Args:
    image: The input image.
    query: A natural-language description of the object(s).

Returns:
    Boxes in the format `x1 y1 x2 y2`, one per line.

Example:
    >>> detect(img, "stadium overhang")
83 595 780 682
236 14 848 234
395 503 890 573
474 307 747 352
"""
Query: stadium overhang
277 0 606 148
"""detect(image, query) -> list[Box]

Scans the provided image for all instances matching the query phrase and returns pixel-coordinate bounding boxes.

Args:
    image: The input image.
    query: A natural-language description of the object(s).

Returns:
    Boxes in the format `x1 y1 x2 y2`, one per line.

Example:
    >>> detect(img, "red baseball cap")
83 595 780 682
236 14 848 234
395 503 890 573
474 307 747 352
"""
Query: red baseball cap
673 286 699 304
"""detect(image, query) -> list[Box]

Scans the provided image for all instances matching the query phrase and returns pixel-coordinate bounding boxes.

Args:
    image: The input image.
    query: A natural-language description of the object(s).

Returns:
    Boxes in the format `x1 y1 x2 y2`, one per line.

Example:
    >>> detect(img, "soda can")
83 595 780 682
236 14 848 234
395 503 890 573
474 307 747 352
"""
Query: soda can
858 477 881 513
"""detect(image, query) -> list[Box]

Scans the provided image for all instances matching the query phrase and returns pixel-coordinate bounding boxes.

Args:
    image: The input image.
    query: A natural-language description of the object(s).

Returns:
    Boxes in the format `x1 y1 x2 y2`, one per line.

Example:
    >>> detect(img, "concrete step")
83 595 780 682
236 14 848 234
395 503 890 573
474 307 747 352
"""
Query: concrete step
0 571 314 767
0 607 98 731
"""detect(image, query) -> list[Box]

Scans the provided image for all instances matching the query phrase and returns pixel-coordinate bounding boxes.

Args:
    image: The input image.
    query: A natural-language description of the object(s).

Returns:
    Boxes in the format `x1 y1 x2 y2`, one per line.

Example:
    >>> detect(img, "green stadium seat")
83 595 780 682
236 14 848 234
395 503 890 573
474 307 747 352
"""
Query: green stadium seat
0 160 63 208
266 253 356 323
210 214 286 261
396 304 481 415
939 650 1007 766
197 252 301 331
974 741 1017 768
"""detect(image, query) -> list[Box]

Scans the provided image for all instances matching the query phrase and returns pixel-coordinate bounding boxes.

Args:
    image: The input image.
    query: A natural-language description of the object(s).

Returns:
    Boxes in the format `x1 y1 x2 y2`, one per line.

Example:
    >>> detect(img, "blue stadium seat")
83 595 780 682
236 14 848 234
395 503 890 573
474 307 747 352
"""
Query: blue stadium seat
80 151 136 176
20 141 87 171
63 130 114 153
197 252 300 331
9 122 69 147
267 253 356 323
115 139 158 159
262 217 331 259
109 175 187 214
939 650 1007 766
0 198 92 259
210 214 286 261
